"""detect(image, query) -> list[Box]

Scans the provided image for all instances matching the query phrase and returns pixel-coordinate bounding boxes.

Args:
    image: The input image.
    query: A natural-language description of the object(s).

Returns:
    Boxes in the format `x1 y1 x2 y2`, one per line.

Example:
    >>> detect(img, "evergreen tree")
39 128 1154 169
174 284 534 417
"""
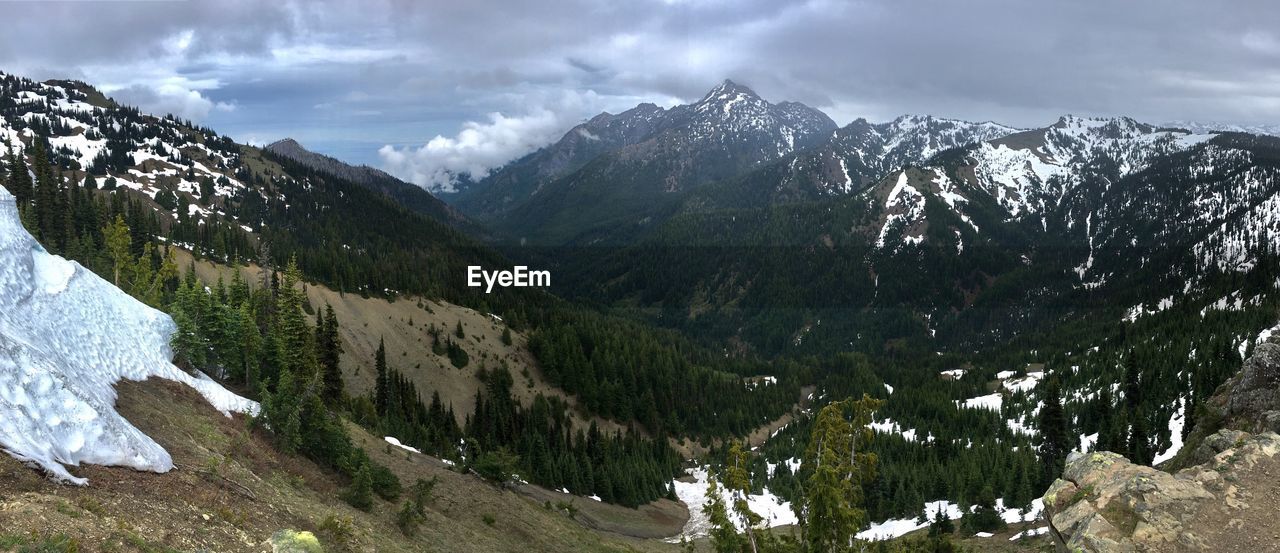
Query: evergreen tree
1123 353 1152 464
317 304 344 402
4 142 32 206
705 475 747 553
724 441 762 553
1036 377 1071 487
102 214 131 287
798 394 882 552
374 338 389 416
343 461 375 511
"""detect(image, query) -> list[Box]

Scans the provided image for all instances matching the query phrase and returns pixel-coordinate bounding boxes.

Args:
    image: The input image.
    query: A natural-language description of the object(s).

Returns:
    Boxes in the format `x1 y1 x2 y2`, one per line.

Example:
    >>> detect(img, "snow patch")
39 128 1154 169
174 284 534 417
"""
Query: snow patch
667 466 797 542
0 189 257 484
384 436 422 454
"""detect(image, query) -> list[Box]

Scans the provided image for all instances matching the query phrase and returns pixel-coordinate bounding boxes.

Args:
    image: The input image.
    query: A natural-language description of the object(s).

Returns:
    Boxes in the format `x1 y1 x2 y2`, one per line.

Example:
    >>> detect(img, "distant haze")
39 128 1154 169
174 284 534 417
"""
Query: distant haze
1 1 1279 190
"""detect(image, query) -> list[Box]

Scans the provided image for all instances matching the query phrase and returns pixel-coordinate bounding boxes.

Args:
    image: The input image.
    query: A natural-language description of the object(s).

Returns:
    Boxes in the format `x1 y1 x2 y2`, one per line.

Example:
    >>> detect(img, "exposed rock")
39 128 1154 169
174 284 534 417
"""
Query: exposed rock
1185 428 1249 466
1044 451 1214 551
1043 328 1280 551
1224 342 1280 423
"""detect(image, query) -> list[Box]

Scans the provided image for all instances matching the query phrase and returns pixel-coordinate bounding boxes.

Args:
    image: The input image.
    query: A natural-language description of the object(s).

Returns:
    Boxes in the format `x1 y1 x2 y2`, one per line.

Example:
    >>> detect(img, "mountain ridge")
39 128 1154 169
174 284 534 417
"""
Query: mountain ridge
263 137 484 236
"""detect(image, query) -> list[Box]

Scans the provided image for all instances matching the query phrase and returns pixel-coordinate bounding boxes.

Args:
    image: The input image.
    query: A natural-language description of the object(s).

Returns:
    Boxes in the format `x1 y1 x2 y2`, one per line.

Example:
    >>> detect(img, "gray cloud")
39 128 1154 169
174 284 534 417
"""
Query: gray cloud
1 0 1279 180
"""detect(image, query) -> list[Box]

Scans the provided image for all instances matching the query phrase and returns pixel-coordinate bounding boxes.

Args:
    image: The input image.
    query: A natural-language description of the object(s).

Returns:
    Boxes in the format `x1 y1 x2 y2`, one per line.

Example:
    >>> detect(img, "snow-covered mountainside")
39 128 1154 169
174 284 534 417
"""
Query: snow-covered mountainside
0 72 264 245
0 186 255 484
1163 120 1280 137
685 114 1019 210
864 115 1219 251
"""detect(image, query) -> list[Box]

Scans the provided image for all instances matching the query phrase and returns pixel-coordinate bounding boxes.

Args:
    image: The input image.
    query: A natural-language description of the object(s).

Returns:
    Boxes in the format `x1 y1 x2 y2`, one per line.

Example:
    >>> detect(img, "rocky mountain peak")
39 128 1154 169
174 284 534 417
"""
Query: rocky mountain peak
701 79 759 101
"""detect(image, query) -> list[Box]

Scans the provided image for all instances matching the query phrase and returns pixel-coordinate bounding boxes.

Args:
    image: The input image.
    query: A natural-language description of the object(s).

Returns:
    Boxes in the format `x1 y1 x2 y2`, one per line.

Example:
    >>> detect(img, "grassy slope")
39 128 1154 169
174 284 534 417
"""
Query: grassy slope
175 250 630 437
0 378 680 552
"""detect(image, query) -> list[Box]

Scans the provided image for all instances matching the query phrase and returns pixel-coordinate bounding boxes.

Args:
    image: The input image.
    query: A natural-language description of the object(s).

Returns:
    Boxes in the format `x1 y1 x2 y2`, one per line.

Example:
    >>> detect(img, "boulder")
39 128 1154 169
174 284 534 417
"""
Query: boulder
1044 451 1211 551
1224 342 1280 422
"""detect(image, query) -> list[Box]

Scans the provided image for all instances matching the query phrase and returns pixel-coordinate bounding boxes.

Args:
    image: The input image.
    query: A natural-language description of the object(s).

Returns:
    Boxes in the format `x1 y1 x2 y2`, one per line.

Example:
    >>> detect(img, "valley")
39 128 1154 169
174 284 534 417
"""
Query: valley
1 49 1279 553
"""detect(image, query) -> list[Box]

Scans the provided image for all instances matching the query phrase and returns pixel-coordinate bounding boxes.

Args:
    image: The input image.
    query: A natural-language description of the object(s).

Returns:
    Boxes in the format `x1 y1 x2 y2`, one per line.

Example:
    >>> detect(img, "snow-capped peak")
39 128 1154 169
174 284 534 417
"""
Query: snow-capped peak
700 79 760 103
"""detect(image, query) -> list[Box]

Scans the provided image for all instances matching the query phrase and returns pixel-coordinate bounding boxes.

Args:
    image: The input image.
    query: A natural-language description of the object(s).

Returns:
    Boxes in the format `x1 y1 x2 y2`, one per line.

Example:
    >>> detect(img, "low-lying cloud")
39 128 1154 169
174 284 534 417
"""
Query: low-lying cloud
378 109 565 193
109 82 236 122
375 88 639 192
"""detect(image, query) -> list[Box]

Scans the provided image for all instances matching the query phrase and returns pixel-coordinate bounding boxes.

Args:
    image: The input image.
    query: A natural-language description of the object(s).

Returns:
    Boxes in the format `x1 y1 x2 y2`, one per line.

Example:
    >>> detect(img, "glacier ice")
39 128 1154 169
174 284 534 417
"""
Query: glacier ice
0 186 257 484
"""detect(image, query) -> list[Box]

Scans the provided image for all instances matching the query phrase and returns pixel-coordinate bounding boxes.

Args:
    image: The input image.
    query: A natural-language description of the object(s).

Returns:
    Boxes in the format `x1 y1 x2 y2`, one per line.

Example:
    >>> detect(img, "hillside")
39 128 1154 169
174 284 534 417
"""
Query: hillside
173 249 630 436
0 377 682 552
263 138 485 237
0 71 526 312
1043 332 1280 551
453 80 839 244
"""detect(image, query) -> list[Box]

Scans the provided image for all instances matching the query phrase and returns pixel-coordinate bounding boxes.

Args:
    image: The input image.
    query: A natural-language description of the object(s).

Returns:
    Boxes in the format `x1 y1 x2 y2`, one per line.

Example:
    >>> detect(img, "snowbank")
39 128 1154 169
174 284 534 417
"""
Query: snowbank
0 187 257 484
856 498 1043 541
666 466 797 542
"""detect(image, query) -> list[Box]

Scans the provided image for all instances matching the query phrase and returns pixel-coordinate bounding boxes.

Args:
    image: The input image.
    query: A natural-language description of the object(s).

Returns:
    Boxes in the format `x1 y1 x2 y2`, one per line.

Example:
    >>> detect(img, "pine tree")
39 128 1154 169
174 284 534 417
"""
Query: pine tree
705 475 747 553
1124 353 1153 464
375 338 389 416
1036 376 1071 487
275 257 315 377
4 142 32 206
318 304 344 402
236 301 262 388
102 214 131 287
723 441 762 553
798 394 882 552
343 460 375 511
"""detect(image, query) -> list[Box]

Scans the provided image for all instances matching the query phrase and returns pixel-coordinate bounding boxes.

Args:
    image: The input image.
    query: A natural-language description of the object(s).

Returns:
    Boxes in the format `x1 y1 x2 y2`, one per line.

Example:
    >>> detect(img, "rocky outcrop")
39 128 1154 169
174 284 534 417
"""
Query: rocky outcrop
1222 341 1280 430
1044 432 1280 551
1042 329 1280 551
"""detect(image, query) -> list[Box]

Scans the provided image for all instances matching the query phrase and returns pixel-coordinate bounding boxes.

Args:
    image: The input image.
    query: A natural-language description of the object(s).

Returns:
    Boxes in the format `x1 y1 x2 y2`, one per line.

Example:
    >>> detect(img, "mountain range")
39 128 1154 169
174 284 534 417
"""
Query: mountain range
3 69 1280 551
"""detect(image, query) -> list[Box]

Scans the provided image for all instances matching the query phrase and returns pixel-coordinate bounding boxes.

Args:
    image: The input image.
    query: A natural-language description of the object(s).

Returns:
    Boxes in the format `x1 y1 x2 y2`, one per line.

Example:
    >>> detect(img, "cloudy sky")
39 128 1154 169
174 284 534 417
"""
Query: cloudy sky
2 0 1279 191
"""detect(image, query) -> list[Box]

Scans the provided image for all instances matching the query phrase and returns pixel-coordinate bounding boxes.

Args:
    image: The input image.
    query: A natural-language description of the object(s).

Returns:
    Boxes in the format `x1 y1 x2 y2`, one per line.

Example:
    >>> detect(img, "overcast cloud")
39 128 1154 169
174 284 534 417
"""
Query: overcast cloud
2 0 1279 191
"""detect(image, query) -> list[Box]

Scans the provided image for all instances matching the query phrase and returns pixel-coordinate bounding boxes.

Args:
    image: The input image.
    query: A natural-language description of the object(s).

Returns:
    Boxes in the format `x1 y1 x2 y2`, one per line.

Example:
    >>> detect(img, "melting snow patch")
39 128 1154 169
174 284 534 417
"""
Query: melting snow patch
1002 372 1044 393
1152 399 1186 465
0 188 256 484
667 466 797 542
1011 526 1050 541
959 393 1002 411
384 436 421 454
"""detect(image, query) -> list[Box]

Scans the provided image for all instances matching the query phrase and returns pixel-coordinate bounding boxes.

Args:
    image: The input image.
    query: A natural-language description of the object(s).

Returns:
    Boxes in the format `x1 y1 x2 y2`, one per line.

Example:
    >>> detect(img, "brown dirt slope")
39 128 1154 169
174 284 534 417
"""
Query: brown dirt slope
175 249 626 436
0 377 680 552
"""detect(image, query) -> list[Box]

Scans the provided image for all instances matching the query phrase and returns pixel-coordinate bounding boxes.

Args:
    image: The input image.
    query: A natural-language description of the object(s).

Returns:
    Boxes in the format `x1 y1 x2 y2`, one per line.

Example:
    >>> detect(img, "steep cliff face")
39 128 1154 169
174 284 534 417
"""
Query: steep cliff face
1042 332 1280 552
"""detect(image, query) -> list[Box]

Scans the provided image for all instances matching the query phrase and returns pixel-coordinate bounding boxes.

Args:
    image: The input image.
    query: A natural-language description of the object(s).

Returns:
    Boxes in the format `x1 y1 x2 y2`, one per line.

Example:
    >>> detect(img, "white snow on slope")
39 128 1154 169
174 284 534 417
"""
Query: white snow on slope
667 466 797 543
0 187 257 484
857 498 1043 541
1152 399 1186 465
384 436 422 454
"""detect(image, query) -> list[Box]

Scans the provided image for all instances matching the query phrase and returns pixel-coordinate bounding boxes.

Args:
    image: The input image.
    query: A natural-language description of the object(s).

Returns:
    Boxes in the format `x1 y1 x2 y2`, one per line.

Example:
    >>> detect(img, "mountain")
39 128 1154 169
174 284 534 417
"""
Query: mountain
684 114 1020 210
452 80 839 244
862 115 1219 252
0 69 800 519
7 66 1280 551
0 185 255 484
264 138 484 236
560 114 1279 359
0 71 521 308
1163 119 1280 137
